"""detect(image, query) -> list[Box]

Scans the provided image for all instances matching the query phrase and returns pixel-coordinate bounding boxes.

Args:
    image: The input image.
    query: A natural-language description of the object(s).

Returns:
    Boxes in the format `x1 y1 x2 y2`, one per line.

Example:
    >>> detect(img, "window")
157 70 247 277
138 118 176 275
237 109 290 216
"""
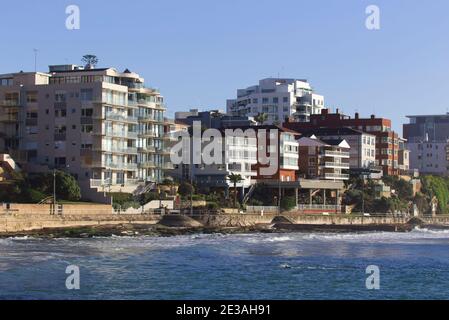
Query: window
262 98 269 104
80 89 93 101
273 97 279 104
81 109 93 117
55 92 67 102
283 97 289 103
26 91 38 103
81 125 93 133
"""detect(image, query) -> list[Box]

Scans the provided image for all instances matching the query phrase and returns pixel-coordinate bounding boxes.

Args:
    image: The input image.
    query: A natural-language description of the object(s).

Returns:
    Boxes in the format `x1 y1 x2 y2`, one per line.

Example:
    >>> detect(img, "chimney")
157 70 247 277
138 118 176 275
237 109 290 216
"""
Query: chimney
321 109 328 115
336 108 339 114
355 112 359 119
371 114 375 119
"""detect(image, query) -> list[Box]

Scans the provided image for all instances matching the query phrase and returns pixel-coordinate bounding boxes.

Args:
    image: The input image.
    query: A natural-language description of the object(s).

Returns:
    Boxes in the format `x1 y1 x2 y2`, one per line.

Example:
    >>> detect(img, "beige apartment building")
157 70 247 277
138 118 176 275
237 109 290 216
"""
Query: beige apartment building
0 64 169 199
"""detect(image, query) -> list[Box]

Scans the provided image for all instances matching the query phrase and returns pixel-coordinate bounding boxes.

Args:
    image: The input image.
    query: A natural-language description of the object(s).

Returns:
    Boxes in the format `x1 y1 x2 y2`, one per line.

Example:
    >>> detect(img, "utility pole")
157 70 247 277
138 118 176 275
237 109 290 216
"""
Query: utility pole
190 167 193 216
53 169 56 215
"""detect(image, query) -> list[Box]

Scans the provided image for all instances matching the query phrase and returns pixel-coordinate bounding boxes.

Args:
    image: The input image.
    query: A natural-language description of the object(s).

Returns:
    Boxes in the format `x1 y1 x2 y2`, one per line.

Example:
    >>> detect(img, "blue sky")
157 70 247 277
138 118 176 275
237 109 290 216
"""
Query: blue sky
1 0 449 133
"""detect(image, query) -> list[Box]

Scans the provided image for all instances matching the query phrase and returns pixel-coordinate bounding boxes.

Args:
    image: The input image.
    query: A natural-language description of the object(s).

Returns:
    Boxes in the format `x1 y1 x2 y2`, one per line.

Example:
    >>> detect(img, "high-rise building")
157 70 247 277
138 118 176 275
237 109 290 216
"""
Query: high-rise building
0 64 169 199
226 78 325 124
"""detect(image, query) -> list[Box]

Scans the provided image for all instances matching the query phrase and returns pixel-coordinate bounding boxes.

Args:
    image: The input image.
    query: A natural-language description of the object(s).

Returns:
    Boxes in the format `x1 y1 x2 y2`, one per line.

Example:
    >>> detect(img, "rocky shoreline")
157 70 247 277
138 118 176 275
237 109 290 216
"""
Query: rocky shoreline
0 219 440 239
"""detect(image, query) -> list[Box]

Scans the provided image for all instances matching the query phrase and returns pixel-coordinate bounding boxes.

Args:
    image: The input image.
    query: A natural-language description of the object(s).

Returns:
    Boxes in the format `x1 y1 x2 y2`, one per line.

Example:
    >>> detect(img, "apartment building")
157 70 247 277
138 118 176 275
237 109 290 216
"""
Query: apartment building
175 109 255 129
292 127 376 171
398 138 411 175
0 64 169 198
226 78 325 124
297 136 350 181
285 109 402 176
166 126 258 191
403 113 449 176
249 125 300 182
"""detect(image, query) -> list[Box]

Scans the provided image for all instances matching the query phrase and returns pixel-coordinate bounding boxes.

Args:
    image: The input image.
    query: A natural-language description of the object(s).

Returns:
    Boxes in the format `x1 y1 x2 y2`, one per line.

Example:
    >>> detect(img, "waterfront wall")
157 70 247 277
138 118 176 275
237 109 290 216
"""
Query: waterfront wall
0 213 160 233
191 213 410 227
1 203 113 215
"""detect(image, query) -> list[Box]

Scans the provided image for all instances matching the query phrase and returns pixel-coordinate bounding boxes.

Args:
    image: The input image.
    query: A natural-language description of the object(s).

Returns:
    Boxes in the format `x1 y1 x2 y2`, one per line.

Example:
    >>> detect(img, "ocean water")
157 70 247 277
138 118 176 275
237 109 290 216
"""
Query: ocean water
1 228 449 300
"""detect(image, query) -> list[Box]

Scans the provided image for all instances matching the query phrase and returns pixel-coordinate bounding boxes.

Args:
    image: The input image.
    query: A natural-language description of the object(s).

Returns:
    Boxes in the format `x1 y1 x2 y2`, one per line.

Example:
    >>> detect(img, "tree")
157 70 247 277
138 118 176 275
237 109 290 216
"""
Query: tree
81 54 99 68
254 112 268 125
280 196 296 212
178 181 194 198
53 171 81 201
227 173 243 208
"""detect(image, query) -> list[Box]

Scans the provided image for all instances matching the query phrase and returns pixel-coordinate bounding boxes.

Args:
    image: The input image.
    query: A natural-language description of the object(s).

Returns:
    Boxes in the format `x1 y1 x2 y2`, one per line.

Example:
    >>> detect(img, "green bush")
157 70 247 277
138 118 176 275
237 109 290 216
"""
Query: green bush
280 196 296 212
206 202 220 210
178 182 194 197
421 175 449 214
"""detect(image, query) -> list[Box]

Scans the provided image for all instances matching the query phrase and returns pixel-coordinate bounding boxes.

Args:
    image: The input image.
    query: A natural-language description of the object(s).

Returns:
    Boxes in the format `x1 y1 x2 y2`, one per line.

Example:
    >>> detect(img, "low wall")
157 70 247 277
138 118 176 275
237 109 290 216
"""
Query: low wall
191 213 410 227
1 203 113 215
0 213 160 233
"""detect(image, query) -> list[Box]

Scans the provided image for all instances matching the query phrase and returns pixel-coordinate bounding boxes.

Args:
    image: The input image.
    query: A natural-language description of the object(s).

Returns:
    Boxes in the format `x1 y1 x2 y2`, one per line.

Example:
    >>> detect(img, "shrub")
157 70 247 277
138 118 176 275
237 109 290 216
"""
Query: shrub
280 196 296 212
178 182 194 197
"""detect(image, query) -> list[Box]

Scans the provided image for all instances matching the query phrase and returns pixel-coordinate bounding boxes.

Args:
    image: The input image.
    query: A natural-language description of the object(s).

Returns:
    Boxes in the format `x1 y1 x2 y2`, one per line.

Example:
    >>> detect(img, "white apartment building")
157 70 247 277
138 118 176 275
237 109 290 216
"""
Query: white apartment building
0 64 169 199
407 140 449 176
227 78 325 124
404 113 449 176
166 127 258 191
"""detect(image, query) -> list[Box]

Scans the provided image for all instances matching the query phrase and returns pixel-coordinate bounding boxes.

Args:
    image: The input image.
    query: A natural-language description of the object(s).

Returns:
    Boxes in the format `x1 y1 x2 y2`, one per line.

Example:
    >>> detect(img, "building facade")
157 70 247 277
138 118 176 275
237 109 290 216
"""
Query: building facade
294 127 376 171
175 109 255 129
297 136 350 181
284 109 402 176
0 64 169 197
227 78 325 124
403 113 449 176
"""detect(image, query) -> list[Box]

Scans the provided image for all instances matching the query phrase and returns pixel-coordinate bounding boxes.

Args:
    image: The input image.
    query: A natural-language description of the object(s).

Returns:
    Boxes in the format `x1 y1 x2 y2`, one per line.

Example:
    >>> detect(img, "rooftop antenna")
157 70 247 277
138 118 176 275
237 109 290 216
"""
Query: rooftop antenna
33 48 38 72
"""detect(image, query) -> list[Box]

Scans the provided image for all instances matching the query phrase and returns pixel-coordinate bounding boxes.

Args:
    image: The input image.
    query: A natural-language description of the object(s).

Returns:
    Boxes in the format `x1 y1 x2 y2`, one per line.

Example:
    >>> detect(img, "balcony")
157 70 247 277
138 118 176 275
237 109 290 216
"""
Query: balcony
139 161 156 169
321 162 350 169
324 173 349 180
138 116 161 123
138 146 156 153
1 100 20 107
139 132 159 138
161 162 174 170
0 115 19 123
157 147 172 155
162 133 178 142
322 150 350 158
90 178 140 187
91 162 138 170
103 113 138 123
93 147 138 154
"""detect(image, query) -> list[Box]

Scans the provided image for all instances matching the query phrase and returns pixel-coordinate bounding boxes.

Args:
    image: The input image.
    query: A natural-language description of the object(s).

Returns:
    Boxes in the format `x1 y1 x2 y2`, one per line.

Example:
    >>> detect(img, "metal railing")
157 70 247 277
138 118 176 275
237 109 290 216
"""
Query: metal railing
322 162 350 168
324 173 350 179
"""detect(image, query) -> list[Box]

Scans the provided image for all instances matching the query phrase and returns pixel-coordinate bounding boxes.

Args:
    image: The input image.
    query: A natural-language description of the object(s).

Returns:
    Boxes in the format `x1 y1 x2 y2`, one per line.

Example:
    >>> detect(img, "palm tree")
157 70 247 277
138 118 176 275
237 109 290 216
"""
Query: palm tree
254 112 268 125
227 173 243 209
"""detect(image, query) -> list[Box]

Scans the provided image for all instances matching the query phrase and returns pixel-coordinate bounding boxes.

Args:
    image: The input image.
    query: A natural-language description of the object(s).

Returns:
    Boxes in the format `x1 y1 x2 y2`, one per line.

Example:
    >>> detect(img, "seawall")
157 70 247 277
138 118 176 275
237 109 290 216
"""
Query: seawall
0 213 159 233
190 213 412 227
2 209 449 234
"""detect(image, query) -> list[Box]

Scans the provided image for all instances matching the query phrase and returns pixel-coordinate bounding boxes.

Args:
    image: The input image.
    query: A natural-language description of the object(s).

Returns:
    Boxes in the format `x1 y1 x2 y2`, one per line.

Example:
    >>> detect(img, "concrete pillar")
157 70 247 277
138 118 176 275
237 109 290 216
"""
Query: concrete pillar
323 189 326 205
309 189 313 205
295 188 299 208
